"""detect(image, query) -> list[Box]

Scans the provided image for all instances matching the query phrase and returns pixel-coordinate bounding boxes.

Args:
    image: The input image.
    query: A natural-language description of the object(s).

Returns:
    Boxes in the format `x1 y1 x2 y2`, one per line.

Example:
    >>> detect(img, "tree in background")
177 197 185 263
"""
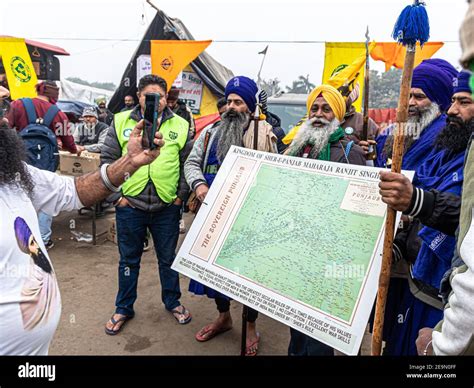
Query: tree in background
66 77 117 92
369 68 402 108
260 77 282 96
285 74 315 94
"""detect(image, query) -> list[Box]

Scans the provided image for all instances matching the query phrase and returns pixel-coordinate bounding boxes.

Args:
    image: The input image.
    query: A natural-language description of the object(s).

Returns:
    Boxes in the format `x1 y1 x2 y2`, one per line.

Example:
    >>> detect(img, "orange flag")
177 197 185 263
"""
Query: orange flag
370 42 444 71
150 40 211 91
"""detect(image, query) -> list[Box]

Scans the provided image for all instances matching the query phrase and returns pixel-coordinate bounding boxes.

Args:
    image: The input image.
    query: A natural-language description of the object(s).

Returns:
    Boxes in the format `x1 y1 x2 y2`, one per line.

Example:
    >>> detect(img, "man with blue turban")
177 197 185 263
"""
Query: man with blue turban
184 75 278 355
375 58 457 172
14 217 52 274
378 0 474 357
377 69 473 355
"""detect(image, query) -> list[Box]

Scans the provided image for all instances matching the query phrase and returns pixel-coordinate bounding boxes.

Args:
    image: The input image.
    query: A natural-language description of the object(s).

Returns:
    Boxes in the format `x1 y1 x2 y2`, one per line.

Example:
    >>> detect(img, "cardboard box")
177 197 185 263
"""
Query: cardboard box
106 219 117 244
59 151 100 176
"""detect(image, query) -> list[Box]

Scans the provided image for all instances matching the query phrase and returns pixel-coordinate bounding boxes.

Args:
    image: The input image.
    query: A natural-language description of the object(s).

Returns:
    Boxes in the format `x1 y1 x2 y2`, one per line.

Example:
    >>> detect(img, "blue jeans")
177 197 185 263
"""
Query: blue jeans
114 204 182 316
288 328 334 356
38 211 52 243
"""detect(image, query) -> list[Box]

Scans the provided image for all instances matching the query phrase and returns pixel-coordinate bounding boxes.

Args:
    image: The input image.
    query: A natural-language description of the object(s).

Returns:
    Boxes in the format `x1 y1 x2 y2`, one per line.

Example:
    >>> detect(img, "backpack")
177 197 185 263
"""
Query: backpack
18 98 60 172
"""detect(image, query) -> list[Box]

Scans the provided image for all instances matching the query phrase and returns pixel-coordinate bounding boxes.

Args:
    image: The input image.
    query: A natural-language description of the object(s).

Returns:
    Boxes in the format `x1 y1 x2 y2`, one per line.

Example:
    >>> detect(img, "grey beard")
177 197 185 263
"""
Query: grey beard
216 110 250 163
383 102 440 159
287 117 340 158
407 102 440 135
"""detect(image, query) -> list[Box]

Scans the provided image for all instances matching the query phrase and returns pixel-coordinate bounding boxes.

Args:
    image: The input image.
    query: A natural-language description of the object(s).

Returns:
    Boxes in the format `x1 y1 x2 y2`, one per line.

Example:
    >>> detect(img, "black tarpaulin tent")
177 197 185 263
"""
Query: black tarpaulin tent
108 8 233 114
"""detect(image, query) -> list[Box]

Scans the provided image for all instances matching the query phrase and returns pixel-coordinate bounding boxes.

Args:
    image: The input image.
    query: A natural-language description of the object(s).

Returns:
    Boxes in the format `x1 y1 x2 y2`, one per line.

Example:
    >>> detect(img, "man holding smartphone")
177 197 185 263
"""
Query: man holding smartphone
101 75 193 334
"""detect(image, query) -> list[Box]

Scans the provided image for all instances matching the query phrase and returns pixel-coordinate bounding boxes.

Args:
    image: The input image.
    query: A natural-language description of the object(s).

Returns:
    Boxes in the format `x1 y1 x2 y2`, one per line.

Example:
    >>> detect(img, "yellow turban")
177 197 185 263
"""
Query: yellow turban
306 84 346 122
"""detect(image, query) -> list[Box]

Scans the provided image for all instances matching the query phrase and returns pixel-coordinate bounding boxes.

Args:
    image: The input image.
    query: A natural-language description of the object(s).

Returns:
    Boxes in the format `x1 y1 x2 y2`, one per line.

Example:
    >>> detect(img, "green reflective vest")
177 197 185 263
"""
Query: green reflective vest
114 110 189 203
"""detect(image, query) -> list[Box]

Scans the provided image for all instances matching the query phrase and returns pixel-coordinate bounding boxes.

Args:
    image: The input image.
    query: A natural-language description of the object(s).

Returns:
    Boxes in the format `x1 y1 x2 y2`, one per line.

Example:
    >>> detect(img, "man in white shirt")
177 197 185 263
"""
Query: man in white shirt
0 118 164 355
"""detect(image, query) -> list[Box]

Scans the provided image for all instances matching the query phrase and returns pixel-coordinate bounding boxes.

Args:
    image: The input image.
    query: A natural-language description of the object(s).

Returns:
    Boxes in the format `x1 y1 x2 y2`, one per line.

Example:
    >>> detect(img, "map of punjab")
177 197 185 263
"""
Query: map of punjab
214 163 385 322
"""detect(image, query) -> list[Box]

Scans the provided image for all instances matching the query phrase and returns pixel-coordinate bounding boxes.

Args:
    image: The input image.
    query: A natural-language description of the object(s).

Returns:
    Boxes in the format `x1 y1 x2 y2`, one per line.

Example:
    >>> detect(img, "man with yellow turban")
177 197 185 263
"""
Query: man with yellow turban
286 85 366 356
285 85 366 164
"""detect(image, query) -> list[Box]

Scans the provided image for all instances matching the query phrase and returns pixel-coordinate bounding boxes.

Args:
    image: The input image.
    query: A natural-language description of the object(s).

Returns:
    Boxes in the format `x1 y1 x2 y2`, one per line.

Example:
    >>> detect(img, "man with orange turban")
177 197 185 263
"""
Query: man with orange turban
285 85 366 164
285 85 366 356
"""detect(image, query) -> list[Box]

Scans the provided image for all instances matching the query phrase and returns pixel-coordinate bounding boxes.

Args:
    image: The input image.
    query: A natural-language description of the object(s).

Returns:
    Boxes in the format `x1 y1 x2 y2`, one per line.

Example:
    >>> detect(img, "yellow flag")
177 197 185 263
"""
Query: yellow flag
326 42 376 91
151 40 212 91
0 37 38 100
283 42 373 145
322 42 373 113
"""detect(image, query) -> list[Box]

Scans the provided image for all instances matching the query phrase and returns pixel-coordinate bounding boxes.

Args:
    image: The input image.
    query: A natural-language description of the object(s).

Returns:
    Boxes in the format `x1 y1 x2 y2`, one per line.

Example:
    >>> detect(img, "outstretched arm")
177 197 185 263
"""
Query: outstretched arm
31 120 164 213
75 120 164 206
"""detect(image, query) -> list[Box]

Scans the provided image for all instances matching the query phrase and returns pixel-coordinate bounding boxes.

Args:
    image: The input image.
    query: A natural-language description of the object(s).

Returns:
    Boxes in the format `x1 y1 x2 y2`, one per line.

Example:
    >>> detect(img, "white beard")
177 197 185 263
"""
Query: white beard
287 117 340 158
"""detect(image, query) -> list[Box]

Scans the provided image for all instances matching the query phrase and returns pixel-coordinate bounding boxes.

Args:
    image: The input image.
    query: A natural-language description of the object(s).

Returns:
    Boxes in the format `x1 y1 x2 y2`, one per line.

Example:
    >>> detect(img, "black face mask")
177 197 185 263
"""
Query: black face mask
434 116 474 154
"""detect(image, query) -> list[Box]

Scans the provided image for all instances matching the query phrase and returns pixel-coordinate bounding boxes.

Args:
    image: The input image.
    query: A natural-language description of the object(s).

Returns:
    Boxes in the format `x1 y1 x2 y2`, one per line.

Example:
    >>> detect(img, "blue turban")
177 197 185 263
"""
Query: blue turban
412 60 454 111
225 76 258 113
453 70 472 94
14 217 33 254
423 59 459 80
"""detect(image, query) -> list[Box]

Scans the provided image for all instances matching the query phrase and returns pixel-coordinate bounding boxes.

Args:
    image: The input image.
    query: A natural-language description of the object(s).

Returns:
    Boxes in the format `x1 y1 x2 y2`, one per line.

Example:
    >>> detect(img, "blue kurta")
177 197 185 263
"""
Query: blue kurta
188 137 231 301
375 114 447 171
384 145 466 355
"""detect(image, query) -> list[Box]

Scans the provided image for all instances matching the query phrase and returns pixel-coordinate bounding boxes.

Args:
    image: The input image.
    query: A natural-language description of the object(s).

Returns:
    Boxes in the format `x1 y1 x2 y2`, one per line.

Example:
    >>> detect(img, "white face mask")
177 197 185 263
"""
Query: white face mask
84 121 96 132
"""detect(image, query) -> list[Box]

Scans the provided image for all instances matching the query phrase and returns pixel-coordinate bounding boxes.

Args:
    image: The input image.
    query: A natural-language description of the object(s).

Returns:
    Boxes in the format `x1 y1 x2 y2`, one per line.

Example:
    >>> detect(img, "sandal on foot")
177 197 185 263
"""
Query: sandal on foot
245 332 260 356
170 305 192 325
195 324 232 342
104 314 133 336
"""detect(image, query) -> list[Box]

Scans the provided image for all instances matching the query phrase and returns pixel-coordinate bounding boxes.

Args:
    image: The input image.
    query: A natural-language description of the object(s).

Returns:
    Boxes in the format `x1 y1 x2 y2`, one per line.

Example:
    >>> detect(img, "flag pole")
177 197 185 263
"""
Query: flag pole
371 0 430 356
241 98 262 356
256 45 269 88
362 26 371 143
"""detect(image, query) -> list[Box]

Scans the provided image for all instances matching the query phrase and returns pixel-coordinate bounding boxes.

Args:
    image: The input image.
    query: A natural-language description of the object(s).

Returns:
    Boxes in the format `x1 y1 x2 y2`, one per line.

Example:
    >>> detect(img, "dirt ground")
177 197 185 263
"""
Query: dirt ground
48 208 371 355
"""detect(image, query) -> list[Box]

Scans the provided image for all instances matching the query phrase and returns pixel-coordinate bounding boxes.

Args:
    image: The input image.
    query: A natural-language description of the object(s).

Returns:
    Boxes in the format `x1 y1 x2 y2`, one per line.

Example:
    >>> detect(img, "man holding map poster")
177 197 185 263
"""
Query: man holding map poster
284 84 366 355
176 76 406 356
184 75 277 355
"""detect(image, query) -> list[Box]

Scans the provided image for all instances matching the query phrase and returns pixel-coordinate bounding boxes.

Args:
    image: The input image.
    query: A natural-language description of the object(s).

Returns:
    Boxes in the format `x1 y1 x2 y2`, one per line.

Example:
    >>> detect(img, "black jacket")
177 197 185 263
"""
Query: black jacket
265 111 287 154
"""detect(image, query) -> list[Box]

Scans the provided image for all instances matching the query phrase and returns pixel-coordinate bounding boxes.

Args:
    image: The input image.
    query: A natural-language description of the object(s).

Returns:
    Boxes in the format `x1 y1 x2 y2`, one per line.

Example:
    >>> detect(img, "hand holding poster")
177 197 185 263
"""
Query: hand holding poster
173 146 414 354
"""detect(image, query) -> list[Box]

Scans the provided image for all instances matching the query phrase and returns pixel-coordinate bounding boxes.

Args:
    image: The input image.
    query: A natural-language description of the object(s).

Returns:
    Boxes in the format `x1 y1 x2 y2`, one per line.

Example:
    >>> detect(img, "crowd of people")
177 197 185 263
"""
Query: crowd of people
0 1 473 358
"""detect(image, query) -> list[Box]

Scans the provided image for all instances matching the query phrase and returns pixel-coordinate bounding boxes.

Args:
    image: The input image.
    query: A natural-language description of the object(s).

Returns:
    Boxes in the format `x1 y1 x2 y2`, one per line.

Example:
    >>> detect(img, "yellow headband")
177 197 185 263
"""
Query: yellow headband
306 84 346 122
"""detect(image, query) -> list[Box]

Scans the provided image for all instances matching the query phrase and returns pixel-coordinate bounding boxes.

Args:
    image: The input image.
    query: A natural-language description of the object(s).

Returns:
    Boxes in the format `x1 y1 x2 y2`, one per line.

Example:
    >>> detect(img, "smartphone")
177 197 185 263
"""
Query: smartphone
142 92 161 149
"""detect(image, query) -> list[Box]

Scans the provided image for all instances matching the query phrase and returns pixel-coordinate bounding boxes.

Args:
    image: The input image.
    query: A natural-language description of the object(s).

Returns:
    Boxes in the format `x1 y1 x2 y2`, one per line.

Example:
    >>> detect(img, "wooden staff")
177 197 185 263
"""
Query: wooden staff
371 43 416 356
371 0 429 355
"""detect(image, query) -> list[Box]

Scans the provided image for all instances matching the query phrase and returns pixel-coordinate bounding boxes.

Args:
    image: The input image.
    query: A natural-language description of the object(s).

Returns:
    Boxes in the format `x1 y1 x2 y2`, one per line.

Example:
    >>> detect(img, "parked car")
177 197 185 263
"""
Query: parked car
267 92 307 134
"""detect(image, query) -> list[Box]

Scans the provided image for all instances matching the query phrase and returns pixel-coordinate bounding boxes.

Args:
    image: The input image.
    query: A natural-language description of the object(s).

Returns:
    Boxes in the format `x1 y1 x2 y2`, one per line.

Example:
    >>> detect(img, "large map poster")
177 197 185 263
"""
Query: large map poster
173 146 413 354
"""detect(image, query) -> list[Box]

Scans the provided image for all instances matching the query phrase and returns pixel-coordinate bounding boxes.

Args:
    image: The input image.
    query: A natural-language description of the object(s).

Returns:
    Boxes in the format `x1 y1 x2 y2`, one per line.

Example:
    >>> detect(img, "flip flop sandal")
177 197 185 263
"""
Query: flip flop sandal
170 306 192 325
104 314 133 336
245 332 260 356
195 324 232 342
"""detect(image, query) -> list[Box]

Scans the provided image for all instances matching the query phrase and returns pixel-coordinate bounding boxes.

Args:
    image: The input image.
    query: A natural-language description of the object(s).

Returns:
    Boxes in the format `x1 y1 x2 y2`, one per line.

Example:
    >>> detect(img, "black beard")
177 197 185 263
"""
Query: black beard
0 124 34 197
31 249 53 274
434 117 474 154
216 110 249 164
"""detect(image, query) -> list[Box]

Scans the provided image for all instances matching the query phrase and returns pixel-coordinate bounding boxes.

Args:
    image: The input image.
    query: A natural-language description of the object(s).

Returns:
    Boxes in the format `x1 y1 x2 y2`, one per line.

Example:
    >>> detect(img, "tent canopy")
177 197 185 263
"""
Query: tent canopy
108 9 233 113
59 79 114 105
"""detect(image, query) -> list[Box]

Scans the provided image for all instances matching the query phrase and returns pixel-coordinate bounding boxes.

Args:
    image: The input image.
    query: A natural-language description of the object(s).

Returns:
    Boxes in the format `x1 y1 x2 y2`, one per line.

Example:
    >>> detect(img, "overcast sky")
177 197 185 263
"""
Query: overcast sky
0 0 469 89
